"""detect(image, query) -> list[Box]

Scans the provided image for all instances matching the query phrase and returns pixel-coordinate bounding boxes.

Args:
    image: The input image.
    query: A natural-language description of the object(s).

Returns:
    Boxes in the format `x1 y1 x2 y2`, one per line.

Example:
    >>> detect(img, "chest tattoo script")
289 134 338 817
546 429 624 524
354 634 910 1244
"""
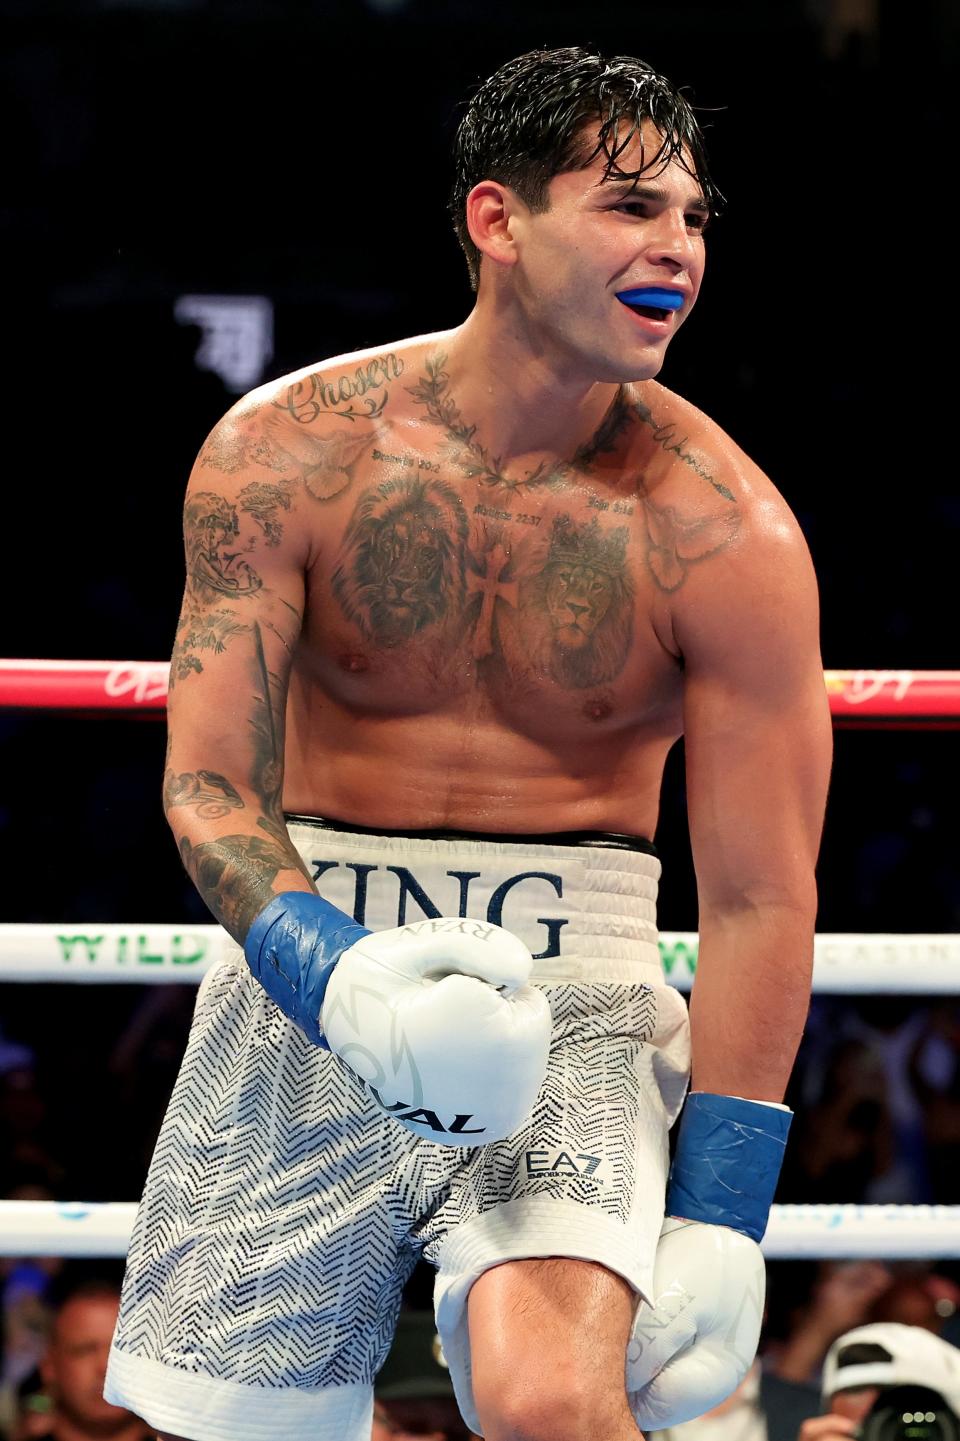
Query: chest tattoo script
332 477 635 689
326 359 744 687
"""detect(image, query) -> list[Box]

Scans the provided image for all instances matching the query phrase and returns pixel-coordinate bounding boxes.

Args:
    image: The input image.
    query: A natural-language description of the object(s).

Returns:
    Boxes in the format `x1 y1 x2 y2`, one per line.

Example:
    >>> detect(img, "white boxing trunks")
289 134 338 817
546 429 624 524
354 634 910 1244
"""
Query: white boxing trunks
105 819 690 1441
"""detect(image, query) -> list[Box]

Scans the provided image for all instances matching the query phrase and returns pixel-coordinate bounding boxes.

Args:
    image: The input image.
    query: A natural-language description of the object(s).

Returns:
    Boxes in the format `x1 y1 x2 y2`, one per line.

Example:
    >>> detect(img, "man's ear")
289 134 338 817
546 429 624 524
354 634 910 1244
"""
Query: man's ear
465 180 521 269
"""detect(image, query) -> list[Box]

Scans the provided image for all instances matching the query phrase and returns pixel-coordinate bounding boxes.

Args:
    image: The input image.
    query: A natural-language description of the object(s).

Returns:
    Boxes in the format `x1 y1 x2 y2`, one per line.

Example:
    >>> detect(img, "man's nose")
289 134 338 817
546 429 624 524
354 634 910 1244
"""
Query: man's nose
644 209 699 270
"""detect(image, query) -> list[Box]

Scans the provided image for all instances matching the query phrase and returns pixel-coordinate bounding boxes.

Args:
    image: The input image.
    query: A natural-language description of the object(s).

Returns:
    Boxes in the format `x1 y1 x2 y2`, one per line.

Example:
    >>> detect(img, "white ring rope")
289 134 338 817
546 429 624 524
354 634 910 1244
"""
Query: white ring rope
4 930 957 1259
1 1201 957 1260
1 924 958 992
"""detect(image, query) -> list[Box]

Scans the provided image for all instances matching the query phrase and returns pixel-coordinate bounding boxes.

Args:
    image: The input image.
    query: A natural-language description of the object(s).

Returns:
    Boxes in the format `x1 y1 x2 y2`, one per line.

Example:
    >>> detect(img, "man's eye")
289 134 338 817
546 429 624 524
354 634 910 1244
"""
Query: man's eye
686 214 709 232
616 202 647 217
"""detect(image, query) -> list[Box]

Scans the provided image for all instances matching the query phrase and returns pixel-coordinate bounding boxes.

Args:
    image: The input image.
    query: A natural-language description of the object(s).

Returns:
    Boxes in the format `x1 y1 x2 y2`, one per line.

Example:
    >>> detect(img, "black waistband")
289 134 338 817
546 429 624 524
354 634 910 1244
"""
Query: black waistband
284 813 657 856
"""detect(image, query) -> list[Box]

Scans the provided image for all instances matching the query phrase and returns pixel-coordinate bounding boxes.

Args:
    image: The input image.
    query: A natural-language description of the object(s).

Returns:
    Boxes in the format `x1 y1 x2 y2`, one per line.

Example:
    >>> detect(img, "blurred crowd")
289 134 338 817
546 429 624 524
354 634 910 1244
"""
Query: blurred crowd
2 1254 959 1441
1 980 959 1439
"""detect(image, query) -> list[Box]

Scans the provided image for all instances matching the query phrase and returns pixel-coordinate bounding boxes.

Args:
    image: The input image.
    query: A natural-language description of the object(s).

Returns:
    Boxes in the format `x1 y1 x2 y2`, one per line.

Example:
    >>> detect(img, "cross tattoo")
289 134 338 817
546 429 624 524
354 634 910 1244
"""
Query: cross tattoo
466 543 519 658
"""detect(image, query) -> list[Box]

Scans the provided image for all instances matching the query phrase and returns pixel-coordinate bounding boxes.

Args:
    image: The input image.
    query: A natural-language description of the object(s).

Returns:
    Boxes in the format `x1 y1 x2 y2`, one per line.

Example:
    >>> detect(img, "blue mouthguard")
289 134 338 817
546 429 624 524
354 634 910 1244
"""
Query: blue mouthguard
616 287 684 311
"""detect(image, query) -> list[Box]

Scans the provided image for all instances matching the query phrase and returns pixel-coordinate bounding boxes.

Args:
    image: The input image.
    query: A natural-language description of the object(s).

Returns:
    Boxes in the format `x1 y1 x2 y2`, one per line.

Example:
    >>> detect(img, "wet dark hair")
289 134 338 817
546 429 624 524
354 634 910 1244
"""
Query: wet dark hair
450 46 722 290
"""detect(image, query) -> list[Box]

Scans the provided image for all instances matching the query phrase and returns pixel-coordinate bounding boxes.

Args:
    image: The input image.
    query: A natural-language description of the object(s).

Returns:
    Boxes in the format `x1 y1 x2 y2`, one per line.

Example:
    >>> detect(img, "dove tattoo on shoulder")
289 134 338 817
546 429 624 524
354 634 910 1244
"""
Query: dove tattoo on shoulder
274 420 377 503
640 496 741 592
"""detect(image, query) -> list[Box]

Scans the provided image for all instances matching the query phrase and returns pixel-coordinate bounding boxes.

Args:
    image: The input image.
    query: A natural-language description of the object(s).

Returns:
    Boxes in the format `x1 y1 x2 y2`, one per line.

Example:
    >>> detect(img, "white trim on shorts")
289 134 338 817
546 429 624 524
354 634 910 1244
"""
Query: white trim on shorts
105 1348 373 1441
433 1194 660 1434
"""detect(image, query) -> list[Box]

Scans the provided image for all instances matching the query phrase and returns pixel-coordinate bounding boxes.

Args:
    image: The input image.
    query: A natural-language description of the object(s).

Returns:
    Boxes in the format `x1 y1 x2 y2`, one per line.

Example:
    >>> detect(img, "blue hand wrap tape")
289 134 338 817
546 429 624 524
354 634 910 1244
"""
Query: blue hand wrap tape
665 1092 792 1242
243 892 370 1048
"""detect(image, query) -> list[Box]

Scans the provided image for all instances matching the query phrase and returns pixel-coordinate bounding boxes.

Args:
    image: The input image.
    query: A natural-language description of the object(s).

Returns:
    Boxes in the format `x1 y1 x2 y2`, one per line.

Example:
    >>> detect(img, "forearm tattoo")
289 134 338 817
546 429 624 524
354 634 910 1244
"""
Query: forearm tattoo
170 619 307 929
163 768 245 820
179 833 308 940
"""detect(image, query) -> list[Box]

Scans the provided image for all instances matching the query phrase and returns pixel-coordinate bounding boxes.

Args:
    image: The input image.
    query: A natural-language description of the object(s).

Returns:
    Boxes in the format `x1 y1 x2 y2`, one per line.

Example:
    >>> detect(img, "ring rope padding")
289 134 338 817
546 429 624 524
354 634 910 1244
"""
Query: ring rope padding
0 1201 957 1259
2 660 960 721
0 925 957 992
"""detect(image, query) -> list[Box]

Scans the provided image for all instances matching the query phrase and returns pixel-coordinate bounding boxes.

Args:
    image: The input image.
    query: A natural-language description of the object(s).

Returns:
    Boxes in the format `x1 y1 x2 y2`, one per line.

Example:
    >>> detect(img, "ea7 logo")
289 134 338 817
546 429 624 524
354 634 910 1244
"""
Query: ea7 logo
525 1148 610 1185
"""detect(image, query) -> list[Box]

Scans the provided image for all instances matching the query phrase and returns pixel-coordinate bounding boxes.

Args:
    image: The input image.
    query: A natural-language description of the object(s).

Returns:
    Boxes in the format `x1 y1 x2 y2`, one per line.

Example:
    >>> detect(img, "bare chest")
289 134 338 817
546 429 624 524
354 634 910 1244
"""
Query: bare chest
297 442 683 740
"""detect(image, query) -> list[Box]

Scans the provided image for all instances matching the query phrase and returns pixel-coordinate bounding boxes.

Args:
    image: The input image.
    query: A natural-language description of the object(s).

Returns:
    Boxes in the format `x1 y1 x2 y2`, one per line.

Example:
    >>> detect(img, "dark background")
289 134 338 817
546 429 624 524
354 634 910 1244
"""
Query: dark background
1 0 958 1222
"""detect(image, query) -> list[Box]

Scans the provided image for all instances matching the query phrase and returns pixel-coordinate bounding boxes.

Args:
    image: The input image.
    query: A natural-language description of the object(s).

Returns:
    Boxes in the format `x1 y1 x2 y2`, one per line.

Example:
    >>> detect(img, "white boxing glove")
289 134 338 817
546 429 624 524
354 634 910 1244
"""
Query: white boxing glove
626 1217 765 1429
623 1092 791 1428
243 891 551 1146
321 916 552 1143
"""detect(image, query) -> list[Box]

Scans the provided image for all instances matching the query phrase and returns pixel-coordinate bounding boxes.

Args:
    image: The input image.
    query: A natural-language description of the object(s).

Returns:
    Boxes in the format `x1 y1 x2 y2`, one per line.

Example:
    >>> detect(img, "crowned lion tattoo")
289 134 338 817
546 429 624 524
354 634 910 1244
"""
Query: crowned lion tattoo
520 514 634 688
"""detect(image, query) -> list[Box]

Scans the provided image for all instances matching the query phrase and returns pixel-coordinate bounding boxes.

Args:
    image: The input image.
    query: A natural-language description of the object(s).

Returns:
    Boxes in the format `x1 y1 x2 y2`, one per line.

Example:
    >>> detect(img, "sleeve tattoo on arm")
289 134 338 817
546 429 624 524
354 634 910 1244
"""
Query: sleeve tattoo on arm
163 768 245 820
171 622 310 934
179 832 306 940
170 490 269 686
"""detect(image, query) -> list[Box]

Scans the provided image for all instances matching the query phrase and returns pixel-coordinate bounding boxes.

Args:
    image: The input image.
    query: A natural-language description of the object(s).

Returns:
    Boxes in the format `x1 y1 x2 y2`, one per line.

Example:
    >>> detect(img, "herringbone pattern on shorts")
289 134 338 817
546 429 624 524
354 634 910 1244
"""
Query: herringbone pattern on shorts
114 961 421 1388
114 971 660 1389
419 982 660 1252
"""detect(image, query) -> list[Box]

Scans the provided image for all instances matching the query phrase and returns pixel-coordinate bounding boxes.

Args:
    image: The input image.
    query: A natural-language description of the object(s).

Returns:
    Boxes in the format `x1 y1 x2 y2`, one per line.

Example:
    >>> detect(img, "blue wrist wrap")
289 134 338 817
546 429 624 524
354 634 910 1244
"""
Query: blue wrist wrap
665 1092 792 1242
242 891 370 1048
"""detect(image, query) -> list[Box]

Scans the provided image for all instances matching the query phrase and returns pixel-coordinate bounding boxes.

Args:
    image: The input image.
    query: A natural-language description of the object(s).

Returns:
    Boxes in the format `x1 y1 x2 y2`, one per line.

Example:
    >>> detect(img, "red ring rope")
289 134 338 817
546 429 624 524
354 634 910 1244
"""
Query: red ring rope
1 660 959 725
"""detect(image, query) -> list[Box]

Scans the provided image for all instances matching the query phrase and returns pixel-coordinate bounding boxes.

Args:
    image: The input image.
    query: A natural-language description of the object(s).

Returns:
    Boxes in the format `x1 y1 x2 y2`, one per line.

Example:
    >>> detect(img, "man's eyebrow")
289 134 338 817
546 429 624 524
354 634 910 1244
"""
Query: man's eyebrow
603 179 711 213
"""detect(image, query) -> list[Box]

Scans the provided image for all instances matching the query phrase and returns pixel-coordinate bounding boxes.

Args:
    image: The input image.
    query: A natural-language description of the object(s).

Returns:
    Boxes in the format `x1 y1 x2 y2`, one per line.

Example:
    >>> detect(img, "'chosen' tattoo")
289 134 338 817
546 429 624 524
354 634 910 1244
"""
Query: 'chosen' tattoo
273 354 404 425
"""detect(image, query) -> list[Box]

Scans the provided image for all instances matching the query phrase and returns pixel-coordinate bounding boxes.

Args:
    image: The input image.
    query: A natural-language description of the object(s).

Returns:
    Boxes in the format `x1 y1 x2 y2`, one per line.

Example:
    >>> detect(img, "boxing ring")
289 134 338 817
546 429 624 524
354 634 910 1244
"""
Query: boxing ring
2 659 959 1262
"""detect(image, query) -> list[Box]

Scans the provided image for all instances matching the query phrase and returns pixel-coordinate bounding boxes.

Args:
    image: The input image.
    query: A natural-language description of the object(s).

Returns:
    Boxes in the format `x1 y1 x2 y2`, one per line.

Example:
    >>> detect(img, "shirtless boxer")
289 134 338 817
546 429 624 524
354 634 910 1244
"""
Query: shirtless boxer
105 46 832 1441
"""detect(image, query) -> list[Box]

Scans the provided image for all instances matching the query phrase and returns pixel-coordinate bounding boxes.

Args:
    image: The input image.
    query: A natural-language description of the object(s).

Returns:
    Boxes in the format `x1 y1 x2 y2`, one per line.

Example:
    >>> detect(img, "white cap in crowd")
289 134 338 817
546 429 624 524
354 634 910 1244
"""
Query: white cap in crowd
822 1324 960 1412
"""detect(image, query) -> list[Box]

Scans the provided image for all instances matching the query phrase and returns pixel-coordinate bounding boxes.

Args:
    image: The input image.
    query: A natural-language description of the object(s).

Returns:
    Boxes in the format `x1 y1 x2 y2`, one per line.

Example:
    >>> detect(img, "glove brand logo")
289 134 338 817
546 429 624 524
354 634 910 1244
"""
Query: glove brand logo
324 979 486 1137
399 918 497 943
627 1279 694 1361
525 1147 610 1184
626 1227 766 1427
369 1088 483 1136
311 858 568 959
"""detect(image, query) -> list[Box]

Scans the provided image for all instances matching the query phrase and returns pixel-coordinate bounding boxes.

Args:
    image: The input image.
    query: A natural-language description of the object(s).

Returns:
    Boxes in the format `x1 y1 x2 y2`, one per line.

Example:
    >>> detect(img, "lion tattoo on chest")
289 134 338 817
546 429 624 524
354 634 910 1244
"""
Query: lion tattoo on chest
332 475 468 644
521 515 634 688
